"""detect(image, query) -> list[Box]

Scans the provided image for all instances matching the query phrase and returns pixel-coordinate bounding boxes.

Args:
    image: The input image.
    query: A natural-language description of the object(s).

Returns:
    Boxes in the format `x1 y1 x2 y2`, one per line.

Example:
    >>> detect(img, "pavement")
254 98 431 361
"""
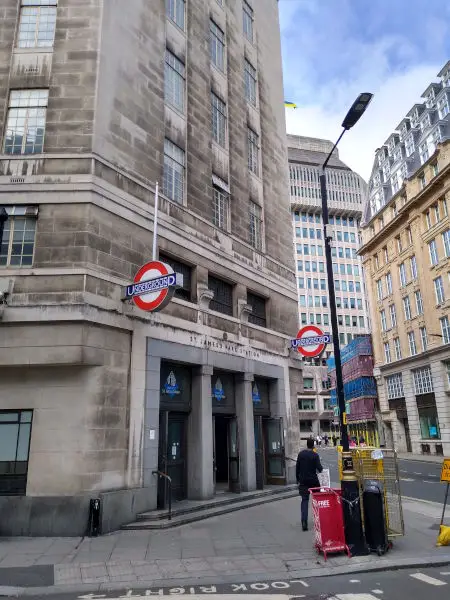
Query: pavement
0 449 449 598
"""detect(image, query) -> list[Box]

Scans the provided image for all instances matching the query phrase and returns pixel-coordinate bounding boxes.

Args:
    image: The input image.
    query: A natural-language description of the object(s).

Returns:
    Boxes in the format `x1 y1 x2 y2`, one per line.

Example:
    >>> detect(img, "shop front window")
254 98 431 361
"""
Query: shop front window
418 407 440 440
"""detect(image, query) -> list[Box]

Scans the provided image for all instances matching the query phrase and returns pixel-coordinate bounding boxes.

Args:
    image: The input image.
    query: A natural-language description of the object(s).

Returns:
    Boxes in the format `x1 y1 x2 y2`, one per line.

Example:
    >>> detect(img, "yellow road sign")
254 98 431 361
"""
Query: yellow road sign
441 458 450 482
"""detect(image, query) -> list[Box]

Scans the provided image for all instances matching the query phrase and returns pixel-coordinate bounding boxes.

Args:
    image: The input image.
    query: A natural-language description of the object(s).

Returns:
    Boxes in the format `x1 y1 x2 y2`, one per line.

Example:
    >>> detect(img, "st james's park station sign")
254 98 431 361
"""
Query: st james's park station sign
124 261 183 312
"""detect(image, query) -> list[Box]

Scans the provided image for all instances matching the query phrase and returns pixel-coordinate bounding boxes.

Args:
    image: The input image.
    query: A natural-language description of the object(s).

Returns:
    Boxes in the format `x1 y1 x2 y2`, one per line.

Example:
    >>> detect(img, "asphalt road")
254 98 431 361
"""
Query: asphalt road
319 447 448 504
20 567 450 600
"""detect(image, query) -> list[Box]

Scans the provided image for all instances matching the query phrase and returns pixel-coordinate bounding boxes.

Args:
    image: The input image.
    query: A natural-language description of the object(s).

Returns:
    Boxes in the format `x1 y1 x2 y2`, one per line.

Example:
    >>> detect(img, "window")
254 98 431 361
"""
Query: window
383 247 389 263
208 275 233 315
0 410 33 495
396 235 403 253
359 316 365 328
442 197 448 217
159 253 192 302
375 279 382 300
425 211 432 229
0 207 37 267
399 263 407 287
419 407 440 440
434 275 445 304
413 366 433 395
303 377 314 390
405 134 414 157
406 227 413 246
247 291 266 327
384 342 391 363
249 201 262 251
165 50 185 112
357 298 363 309
212 187 229 230
298 398 316 411
443 230 450 258
429 239 438 266
380 310 387 332
163 139 185 203
419 173 426 190
386 373 404 399
419 141 429 164
403 295 412 320
247 127 259 175
301 313 307 325
4 89 48 155
410 255 418 280
440 316 450 344
415 290 424 315
212 93 227 147
210 20 225 71
384 272 392 295
408 331 417 356
438 95 449 119
17 0 57 48
244 59 257 106
420 326 428 351
389 304 397 328
166 0 185 29
394 337 402 360
243 1 253 42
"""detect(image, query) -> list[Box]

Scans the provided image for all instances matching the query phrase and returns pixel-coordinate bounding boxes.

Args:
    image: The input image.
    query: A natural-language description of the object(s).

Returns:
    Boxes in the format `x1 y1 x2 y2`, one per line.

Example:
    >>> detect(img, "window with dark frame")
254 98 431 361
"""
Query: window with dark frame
208 275 233 316
0 410 33 496
158 253 192 302
247 291 266 327
0 206 38 267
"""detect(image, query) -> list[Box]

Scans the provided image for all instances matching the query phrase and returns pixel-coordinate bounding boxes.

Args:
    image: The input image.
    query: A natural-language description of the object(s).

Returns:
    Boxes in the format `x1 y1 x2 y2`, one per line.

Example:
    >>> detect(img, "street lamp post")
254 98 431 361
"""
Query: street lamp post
320 93 373 556
0 207 7 253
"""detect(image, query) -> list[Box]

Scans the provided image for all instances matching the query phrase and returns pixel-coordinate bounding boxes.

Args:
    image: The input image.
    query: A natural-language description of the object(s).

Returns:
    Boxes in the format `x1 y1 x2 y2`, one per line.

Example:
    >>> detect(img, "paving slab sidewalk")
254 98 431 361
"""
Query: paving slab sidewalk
1 495 450 596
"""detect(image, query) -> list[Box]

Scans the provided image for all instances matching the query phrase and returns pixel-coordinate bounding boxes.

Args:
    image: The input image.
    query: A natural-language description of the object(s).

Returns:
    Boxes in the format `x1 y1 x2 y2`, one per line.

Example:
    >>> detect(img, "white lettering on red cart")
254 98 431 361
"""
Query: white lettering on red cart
316 500 330 508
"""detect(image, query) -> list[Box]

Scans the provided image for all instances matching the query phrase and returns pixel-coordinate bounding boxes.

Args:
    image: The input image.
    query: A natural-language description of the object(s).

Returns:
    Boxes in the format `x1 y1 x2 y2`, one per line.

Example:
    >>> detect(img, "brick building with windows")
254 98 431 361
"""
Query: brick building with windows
0 0 303 535
361 61 450 456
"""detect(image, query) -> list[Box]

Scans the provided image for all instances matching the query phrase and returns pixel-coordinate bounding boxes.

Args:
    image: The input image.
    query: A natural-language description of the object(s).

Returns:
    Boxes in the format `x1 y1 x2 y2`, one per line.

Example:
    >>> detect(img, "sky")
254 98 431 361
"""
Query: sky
279 0 450 180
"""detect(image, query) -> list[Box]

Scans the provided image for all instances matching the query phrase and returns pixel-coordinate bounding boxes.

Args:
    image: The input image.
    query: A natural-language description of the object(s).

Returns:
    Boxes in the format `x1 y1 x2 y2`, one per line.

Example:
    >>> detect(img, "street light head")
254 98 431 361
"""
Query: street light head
341 93 373 130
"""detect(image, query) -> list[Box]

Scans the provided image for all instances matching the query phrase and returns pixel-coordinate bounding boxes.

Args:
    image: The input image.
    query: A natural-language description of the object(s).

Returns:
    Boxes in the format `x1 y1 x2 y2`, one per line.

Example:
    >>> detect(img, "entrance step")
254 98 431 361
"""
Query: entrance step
122 485 298 530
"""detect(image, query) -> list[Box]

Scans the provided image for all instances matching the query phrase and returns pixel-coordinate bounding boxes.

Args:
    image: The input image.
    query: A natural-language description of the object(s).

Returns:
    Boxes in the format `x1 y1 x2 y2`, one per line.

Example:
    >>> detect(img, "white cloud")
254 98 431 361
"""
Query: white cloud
285 63 439 180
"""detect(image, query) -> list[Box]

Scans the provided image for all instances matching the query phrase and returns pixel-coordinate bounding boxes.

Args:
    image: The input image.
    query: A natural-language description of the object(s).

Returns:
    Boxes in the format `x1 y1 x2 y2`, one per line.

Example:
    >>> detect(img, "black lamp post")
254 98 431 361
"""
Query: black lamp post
320 93 373 556
0 207 7 251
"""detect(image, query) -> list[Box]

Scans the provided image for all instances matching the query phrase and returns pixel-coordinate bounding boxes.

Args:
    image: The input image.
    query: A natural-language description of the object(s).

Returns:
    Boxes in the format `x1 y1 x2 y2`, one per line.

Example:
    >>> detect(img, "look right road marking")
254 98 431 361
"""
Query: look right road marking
410 573 447 586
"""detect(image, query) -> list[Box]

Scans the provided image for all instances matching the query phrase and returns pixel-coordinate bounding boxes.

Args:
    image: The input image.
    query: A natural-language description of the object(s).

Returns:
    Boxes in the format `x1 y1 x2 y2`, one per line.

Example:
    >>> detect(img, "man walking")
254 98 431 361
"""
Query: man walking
296 438 323 531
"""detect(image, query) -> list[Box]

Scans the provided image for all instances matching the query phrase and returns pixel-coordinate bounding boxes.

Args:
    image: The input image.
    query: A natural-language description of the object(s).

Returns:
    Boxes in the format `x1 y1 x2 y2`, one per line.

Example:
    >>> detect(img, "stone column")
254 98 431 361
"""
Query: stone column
402 368 421 454
188 365 214 500
236 372 257 492
430 359 450 454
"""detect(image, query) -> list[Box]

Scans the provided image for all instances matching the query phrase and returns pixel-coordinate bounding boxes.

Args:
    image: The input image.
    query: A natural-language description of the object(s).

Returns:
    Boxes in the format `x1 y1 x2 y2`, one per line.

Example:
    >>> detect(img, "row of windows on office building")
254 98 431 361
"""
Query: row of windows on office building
289 166 363 205
297 259 363 276
293 212 360 227
298 277 363 294
295 227 358 244
298 397 333 411
385 367 444 440
296 244 357 259
382 315 450 365
299 309 365 329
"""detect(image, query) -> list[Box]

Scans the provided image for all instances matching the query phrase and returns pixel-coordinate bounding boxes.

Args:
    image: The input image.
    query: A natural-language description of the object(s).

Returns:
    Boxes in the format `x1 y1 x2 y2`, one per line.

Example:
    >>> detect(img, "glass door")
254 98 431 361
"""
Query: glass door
265 418 286 485
254 416 264 489
228 417 240 493
157 411 187 508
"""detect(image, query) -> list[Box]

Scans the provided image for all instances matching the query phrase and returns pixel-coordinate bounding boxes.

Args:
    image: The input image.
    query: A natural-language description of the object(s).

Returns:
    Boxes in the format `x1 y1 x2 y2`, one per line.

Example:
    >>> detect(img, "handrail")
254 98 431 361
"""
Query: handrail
152 470 173 521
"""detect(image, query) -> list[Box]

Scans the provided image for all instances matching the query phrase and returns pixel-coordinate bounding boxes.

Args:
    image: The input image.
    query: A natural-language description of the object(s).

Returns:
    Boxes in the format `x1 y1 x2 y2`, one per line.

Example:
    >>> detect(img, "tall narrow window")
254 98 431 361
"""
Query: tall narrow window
420 326 428 352
429 239 438 266
247 127 259 175
4 89 48 155
17 1 57 48
434 275 445 304
166 0 185 30
442 230 450 258
376 279 383 300
408 331 417 356
384 342 391 363
394 337 402 360
212 186 229 230
389 304 397 328
380 309 387 332
249 201 262 251
211 93 227 147
410 255 418 280
441 316 450 344
243 1 253 42
0 206 38 268
386 272 393 295
399 262 407 287
244 59 257 106
210 20 225 71
0 410 33 495
415 290 424 315
165 50 185 112
403 295 412 320
163 139 185 204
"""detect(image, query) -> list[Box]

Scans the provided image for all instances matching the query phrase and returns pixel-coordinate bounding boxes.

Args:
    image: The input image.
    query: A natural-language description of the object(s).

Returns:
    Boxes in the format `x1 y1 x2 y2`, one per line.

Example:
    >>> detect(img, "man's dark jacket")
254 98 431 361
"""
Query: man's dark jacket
296 449 323 496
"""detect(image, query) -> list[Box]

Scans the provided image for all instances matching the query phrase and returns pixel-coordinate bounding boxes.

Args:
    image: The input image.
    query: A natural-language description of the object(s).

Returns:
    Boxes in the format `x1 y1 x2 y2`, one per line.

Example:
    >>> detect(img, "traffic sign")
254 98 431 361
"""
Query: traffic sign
441 458 450 482
291 325 332 358
124 261 183 312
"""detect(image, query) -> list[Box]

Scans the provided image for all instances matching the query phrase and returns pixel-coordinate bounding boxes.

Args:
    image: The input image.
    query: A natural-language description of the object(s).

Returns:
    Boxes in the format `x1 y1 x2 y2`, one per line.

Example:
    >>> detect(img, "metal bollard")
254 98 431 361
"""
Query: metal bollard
88 498 101 537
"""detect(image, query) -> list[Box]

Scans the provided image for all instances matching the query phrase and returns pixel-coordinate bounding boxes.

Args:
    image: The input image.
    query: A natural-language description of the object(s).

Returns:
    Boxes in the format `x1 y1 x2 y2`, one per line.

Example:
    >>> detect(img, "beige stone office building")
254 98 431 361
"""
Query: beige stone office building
361 62 450 455
0 0 303 535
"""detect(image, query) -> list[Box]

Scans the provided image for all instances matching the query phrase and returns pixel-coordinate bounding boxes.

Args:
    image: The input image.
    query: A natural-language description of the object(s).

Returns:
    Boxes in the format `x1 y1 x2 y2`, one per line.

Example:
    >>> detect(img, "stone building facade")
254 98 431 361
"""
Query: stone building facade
361 63 450 455
0 0 302 535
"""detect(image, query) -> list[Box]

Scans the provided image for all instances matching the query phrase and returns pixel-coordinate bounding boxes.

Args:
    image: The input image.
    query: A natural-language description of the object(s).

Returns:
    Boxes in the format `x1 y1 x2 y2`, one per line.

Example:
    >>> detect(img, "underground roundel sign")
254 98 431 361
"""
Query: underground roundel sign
291 325 332 358
124 261 183 312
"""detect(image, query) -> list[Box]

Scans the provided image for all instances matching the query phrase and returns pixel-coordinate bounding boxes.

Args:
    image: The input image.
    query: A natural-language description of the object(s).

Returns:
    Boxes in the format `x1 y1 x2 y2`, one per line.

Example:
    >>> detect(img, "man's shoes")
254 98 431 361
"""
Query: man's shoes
302 521 308 531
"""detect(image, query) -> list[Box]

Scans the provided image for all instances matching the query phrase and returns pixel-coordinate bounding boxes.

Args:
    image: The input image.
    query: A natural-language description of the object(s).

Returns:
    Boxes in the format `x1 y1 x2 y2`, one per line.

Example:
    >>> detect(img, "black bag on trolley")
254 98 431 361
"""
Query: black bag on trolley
362 480 390 556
